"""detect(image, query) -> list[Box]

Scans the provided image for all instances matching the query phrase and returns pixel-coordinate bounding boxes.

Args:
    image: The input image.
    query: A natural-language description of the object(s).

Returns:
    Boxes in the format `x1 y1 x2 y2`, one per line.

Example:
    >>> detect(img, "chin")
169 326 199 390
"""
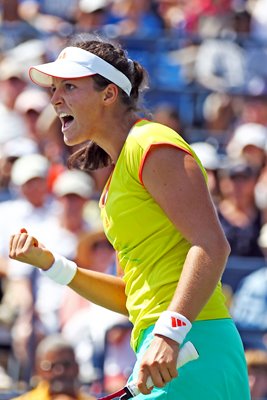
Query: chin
63 135 79 147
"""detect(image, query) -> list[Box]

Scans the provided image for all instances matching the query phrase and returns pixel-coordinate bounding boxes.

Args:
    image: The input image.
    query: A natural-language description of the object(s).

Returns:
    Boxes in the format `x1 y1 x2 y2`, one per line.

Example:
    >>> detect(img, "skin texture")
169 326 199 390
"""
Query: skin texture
9 74 230 395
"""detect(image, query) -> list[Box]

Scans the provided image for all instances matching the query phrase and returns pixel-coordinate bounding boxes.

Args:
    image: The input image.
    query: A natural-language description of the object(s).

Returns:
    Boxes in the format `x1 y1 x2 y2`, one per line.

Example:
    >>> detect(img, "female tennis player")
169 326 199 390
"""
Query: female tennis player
9 34 250 399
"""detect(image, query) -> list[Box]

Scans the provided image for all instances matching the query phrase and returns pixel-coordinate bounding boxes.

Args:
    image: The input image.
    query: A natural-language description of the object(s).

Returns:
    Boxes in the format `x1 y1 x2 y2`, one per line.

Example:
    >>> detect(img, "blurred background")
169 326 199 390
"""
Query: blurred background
0 1 267 399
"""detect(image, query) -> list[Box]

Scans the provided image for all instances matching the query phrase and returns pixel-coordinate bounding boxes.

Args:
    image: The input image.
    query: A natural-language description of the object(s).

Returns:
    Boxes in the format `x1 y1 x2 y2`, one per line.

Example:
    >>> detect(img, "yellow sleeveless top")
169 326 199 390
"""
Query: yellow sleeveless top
100 120 230 351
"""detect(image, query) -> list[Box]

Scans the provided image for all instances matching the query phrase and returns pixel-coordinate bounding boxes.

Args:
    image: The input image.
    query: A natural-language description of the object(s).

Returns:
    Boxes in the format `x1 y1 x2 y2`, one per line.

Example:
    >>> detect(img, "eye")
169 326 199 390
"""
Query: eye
50 86 56 95
64 82 75 91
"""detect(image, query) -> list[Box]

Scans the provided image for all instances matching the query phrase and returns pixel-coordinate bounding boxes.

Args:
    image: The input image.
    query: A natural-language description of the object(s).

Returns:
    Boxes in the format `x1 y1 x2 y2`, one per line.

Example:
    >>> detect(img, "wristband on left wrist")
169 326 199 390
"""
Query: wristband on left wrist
42 253 77 285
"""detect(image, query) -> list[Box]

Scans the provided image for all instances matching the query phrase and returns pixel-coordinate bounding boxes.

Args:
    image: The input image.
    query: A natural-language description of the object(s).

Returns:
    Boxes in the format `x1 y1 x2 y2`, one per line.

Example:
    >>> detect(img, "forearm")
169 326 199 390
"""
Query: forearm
168 240 230 322
9 230 129 316
68 267 129 316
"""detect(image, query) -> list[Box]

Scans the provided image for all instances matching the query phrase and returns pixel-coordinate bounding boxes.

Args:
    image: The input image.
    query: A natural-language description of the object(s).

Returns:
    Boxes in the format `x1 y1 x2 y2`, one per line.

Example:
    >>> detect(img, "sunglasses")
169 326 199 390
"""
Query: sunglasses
229 173 255 181
40 359 74 372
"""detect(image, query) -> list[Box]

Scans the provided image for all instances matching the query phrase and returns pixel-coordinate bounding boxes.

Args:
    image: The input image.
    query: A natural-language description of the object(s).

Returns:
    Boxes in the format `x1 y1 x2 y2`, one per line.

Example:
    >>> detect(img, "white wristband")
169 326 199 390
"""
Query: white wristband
42 253 77 285
153 311 192 344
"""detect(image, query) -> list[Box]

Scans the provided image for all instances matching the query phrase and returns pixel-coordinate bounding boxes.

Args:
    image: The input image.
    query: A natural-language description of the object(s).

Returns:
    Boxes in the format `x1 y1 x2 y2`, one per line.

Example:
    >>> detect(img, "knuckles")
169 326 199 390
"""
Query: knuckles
9 247 32 260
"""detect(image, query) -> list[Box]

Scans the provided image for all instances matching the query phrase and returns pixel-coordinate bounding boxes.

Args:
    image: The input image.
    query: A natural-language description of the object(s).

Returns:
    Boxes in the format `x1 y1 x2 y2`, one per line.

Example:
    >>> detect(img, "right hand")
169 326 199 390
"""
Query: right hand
136 334 179 395
9 228 55 271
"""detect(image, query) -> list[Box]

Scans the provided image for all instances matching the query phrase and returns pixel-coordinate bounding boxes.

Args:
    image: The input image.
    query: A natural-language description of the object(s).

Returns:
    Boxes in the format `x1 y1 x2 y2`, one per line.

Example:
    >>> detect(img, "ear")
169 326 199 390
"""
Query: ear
102 84 119 105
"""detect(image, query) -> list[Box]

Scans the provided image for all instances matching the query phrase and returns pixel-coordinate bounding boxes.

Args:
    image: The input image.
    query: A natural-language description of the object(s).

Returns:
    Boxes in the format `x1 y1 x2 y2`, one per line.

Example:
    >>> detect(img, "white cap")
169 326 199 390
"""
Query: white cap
52 169 95 199
14 88 50 114
6 39 46 67
227 123 267 158
190 141 219 170
0 57 26 81
2 137 38 158
0 112 26 144
11 154 49 186
79 0 108 13
29 46 132 96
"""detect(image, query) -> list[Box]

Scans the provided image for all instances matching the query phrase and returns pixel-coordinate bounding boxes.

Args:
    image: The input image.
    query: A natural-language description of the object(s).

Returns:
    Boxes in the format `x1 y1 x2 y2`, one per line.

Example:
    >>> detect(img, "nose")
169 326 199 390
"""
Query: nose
51 87 63 107
52 364 65 376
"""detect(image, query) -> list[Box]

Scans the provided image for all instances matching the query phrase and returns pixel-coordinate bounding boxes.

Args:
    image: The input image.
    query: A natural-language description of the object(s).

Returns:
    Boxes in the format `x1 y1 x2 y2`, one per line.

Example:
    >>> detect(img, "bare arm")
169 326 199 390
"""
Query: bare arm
136 145 230 393
68 268 128 315
9 232 128 316
142 145 230 320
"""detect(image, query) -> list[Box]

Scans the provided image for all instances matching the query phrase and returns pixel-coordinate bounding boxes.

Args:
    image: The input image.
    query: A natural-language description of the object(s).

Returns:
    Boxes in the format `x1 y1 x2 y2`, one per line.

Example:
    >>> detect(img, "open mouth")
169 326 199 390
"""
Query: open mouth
63 115 74 129
59 113 74 130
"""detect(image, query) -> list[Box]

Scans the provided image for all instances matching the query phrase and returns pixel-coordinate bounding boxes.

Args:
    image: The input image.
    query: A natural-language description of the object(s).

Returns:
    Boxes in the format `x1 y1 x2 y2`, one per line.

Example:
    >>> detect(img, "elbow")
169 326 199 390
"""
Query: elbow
225 239 231 259
204 229 231 272
219 234 231 259
215 235 231 273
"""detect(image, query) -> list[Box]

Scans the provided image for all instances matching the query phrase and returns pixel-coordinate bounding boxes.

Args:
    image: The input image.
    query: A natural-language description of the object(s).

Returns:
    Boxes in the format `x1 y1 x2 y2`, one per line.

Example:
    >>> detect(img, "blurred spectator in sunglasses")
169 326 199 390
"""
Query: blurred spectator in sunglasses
11 333 95 399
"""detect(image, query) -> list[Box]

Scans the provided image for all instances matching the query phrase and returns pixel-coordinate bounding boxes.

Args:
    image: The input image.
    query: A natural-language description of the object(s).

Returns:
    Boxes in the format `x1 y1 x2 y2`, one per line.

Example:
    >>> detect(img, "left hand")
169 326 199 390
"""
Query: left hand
136 335 179 395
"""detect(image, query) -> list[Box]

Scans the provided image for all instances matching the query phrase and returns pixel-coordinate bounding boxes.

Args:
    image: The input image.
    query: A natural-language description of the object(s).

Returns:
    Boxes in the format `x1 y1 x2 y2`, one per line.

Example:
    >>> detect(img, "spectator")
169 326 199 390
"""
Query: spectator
226 123 267 170
0 153 53 255
217 158 265 258
11 333 95 399
0 137 39 202
50 169 96 246
0 153 56 381
237 95 267 127
202 92 235 148
0 56 28 148
245 348 267 400
152 103 183 137
74 0 110 33
21 169 96 336
106 0 163 38
230 223 267 348
155 0 189 34
0 0 40 51
17 0 77 36
14 88 51 152
2 168 95 382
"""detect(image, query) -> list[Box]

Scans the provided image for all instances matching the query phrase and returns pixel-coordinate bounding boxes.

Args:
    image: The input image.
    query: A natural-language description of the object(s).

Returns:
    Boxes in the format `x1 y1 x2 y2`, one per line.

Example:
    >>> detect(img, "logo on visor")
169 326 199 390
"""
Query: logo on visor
58 51 67 60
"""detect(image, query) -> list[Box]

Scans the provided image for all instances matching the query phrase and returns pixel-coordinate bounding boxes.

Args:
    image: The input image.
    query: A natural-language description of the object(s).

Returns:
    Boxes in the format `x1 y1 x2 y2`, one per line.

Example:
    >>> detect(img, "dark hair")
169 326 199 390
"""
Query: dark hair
67 33 148 171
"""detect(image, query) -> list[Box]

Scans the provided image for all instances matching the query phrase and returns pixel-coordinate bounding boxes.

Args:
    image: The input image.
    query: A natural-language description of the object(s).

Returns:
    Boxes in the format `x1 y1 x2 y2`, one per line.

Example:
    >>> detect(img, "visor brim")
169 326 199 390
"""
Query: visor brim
29 60 95 87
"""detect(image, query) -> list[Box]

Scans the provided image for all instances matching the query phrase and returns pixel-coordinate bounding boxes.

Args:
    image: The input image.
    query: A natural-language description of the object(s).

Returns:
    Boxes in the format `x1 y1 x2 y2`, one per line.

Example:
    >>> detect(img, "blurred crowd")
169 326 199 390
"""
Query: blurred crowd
0 0 267 399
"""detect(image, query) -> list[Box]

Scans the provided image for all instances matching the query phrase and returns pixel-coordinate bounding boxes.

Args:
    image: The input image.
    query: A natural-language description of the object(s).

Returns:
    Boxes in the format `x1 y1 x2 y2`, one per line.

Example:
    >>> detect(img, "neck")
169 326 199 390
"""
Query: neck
95 112 139 163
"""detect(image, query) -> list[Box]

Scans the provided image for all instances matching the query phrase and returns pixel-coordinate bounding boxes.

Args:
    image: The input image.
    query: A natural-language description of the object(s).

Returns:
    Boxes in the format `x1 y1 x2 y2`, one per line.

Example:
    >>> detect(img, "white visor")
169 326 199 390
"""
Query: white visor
29 46 132 96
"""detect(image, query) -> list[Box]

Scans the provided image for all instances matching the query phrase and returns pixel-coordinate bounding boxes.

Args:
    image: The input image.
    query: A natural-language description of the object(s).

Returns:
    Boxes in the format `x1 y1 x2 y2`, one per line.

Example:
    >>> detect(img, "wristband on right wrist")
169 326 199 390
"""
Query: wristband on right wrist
42 253 77 285
153 310 192 344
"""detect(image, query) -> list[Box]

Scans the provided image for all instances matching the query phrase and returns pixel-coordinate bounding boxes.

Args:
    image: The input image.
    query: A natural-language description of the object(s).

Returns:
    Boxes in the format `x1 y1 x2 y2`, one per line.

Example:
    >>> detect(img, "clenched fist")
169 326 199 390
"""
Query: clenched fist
9 228 55 271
